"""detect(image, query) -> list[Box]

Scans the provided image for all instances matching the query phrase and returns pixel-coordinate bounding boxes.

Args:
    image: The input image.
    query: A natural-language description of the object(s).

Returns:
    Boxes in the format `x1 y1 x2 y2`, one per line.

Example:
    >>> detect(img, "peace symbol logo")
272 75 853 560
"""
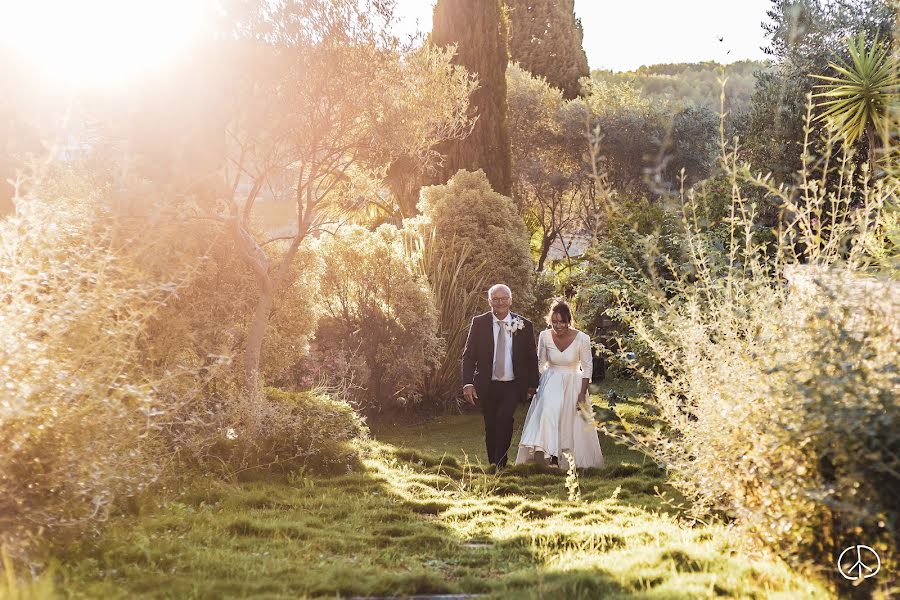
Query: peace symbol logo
837 545 880 581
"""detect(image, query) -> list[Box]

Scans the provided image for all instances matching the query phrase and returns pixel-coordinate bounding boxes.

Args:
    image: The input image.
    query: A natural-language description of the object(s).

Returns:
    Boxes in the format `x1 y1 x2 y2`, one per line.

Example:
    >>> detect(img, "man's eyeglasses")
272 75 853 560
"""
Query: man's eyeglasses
490 296 511 304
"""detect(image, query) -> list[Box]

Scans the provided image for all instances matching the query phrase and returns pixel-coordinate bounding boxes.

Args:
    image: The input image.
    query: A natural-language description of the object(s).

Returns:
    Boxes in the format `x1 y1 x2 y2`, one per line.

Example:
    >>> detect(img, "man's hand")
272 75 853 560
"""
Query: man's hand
527 387 536 400
463 384 478 406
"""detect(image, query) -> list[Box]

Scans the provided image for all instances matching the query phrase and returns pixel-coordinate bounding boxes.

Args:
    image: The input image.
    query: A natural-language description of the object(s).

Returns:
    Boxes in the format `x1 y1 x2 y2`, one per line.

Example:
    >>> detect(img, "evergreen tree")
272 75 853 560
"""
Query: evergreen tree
431 0 512 196
506 0 589 100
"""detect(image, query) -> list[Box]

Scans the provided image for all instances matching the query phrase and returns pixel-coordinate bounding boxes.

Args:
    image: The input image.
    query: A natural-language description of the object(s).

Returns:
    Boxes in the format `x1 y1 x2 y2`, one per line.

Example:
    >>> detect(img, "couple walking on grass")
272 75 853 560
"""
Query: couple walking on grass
462 284 605 471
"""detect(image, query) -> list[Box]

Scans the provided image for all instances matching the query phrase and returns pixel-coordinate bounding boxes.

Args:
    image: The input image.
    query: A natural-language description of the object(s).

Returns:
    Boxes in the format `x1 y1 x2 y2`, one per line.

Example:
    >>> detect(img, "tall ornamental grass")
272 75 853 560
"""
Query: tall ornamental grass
600 108 898 593
403 228 487 409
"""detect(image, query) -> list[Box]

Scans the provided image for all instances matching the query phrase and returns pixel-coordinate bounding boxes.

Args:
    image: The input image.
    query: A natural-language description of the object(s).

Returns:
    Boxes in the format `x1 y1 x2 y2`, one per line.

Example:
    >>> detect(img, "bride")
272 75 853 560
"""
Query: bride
515 299 605 470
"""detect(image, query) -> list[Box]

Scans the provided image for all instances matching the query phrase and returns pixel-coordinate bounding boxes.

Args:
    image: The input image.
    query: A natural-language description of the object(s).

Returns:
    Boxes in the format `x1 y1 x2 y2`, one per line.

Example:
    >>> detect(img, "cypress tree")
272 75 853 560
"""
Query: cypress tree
431 0 512 196
506 0 589 100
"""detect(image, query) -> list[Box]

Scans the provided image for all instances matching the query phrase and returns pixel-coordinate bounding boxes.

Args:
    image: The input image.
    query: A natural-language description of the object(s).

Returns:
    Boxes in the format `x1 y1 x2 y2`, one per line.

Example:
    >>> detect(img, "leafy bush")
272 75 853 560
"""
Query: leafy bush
310 225 443 415
601 125 899 593
0 168 328 560
203 387 368 478
417 169 535 308
522 268 560 326
574 196 685 374
138 223 324 468
0 180 191 557
142 217 322 397
581 78 720 195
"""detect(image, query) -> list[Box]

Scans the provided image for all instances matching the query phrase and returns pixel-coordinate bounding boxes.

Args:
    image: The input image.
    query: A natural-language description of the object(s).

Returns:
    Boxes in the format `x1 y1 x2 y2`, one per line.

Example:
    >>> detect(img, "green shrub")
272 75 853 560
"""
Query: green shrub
310 225 442 414
141 219 322 405
417 169 535 309
85 183 325 471
0 167 325 560
574 196 685 374
521 269 559 326
602 123 899 592
204 388 368 477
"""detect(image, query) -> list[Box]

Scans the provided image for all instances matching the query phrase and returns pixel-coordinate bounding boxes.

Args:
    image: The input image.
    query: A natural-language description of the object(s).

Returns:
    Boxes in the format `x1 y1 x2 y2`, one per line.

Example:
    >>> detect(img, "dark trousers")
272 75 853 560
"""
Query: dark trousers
482 380 520 467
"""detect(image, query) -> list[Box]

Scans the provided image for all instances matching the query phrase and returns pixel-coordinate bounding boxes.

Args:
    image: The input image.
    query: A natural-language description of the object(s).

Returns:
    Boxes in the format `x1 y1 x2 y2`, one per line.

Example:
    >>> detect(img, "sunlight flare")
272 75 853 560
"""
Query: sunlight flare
1 0 210 88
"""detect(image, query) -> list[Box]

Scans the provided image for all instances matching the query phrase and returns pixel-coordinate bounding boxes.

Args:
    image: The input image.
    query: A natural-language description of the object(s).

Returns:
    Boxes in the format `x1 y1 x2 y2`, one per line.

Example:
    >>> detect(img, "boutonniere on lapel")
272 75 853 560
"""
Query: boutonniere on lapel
504 316 525 335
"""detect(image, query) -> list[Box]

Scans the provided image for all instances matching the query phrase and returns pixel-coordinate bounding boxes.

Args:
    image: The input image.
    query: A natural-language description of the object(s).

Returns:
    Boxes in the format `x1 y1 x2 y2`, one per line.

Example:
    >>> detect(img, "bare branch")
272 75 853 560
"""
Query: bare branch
261 235 297 247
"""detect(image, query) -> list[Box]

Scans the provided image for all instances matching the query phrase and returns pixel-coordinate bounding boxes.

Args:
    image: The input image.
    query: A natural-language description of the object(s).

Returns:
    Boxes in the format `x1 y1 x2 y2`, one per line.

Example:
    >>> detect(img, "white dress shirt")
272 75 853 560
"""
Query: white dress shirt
492 312 515 381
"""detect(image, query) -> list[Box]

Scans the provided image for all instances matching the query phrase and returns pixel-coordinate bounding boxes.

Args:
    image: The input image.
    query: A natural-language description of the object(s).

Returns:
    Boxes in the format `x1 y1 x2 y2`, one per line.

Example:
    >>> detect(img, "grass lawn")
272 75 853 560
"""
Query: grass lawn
50 380 829 599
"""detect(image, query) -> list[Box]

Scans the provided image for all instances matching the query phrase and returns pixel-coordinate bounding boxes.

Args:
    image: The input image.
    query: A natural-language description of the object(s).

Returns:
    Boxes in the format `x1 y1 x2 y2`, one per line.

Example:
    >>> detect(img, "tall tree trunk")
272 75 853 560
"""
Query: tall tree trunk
242 237 304 401
537 232 554 272
432 0 512 195
244 281 274 399
231 215 306 409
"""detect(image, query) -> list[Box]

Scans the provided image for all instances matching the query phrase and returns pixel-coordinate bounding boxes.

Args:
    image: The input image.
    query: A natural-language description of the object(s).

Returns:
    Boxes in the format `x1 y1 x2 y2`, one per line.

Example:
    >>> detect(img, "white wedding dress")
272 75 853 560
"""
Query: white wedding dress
515 329 605 470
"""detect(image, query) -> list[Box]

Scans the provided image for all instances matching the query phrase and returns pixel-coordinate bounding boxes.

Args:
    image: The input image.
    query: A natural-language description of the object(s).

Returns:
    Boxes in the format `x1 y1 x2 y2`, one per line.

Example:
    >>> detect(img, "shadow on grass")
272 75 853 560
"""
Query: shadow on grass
57 383 825 599
57 436 674 599
60 459 469 597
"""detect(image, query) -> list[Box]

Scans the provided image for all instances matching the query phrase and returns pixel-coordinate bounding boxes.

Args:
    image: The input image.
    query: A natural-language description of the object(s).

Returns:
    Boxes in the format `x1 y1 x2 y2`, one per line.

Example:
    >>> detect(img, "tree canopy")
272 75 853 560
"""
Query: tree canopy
507 0 590 100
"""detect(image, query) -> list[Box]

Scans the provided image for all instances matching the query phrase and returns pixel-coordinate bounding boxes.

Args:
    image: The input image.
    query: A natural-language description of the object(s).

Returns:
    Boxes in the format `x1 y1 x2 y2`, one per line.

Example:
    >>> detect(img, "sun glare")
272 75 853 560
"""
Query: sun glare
1 1 210 89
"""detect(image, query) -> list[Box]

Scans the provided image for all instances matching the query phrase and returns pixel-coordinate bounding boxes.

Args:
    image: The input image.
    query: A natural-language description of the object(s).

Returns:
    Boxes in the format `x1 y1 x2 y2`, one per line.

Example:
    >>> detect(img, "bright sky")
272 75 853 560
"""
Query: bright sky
395 0 773 71
0 1 210 89
0 0 774 91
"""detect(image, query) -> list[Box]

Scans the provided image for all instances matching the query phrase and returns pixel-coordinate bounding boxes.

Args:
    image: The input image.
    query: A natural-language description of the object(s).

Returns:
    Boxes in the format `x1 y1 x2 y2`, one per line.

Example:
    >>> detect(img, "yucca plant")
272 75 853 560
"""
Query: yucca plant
812 32 900 174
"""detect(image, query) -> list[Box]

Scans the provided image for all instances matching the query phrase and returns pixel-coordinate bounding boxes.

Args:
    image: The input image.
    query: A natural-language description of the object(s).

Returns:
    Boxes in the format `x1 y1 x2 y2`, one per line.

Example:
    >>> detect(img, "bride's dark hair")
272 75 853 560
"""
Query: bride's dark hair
545 298 573 326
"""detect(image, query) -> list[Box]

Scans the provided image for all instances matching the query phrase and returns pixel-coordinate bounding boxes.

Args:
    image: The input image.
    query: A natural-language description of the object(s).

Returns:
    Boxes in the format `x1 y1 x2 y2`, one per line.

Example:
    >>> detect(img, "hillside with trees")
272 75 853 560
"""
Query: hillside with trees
591 60 766 115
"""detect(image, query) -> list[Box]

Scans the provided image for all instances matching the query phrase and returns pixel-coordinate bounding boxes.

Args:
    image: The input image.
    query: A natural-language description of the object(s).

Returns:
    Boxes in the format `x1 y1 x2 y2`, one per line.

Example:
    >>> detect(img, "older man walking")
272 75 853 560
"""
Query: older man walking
462 284 539 469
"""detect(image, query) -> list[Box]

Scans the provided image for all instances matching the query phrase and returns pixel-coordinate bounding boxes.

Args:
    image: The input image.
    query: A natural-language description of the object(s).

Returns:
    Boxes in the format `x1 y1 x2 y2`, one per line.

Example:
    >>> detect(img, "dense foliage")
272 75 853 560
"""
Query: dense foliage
417 169 535 309
599 128 899 594
573 195 687 372
0 182 182 558
213 0 475 397
740 0 895 180
0 170 371 557
507 64 592 271
311 225 443 415
506 0 589 99
208 387 368 477
584 79 720 194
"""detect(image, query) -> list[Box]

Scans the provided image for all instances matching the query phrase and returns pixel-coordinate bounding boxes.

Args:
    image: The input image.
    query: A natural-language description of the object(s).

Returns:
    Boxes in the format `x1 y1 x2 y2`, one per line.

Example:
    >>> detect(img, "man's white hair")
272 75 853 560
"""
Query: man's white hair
487 283 512 300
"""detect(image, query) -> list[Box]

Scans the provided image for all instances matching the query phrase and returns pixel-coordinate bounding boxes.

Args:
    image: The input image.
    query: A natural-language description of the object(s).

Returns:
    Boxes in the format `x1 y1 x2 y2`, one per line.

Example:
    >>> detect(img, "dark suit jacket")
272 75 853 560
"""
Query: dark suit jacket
461 311 540 403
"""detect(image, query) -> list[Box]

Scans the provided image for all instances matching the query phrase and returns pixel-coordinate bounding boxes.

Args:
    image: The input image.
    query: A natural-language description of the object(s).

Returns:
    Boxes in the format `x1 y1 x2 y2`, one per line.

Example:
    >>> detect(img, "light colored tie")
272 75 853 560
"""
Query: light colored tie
494 321 508 379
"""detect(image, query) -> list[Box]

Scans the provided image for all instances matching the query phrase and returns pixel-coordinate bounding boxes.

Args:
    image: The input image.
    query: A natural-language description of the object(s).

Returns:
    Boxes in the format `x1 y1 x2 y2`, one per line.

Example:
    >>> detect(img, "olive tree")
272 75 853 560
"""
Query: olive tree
218 0 475 406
